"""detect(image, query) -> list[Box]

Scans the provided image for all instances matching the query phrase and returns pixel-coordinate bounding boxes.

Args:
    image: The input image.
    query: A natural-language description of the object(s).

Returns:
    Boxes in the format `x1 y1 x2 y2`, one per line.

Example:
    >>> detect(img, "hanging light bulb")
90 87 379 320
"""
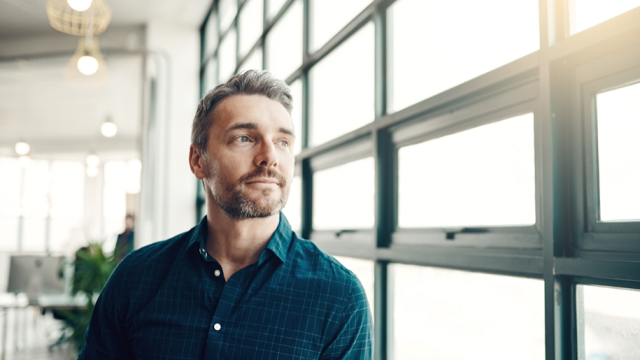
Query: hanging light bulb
15 141 30 156
86 154 100 167
65 38 108 81
101 118 117 137
77 55 99 75
67 0 92 11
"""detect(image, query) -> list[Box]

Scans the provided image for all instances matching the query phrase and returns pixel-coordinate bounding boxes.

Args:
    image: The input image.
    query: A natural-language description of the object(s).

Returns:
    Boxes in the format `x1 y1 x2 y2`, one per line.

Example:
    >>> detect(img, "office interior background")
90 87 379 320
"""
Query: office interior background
0 0 639 359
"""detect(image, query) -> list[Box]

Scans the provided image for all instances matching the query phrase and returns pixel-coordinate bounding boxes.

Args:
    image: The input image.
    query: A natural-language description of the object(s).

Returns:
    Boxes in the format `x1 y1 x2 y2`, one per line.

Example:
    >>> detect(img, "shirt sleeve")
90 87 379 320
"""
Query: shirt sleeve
77 262 134 360
320 273 374 360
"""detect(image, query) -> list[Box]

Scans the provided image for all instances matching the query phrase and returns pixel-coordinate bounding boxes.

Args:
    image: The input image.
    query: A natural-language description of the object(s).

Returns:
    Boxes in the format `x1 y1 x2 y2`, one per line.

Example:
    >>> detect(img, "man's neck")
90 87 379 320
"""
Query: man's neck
205 204 279 281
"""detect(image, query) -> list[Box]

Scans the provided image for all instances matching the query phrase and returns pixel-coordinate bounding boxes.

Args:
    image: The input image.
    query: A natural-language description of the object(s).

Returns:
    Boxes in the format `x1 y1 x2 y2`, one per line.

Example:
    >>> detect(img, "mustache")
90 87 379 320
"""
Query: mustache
239 168 287 187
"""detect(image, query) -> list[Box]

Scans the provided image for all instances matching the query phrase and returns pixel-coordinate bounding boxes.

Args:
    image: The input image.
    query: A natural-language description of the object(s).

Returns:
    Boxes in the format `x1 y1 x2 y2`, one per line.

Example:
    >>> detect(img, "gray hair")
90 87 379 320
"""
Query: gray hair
191 70 293 152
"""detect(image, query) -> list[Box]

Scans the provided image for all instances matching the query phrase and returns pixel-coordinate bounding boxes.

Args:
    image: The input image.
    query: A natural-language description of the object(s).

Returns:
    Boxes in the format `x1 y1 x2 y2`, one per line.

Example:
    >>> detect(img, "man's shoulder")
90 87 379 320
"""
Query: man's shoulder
289 234 361 287
110 229 192 285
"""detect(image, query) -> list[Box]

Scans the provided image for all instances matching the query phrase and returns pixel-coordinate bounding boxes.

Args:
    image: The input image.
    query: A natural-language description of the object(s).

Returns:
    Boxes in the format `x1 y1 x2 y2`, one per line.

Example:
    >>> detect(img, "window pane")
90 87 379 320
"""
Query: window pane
219 0 237 32
204 12 218 58
577 285 640 359
310 22 374 146
104 162 127 238
238 47 263 73
0 157 21 217
282 175 301 234
50 161 83 219
267 0 288 20
333 256 374 311
22 217 45 251
309 0 372 52
289 79 303 155
596 82 640 222
204 59 218 92
266 0 302 81
570 0 640 34
313 157 374 230
0 217 18 251
219 29 237 82
398 113 535 228
22 160 50 218
391 264 544 360
239 0 263 58
389 0 539 112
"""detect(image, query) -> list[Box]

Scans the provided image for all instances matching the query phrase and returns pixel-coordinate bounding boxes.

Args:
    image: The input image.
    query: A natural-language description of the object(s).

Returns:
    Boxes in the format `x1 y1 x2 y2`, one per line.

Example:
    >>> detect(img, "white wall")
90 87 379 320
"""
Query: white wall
137 21 199 247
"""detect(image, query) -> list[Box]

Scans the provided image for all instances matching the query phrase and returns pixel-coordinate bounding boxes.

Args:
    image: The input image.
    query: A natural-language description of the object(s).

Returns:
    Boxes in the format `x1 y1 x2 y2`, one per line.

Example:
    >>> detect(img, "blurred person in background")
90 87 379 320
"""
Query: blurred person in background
78 70 372 359
113 214 134 263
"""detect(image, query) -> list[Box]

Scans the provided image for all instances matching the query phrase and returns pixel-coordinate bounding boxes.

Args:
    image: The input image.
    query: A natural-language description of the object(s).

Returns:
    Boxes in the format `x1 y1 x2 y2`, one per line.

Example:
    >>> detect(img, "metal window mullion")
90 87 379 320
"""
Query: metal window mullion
539 0 572 359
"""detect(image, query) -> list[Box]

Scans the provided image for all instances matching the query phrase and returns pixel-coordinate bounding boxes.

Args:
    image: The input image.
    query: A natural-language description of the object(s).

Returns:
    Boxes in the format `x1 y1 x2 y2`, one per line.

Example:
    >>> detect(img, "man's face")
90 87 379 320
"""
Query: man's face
202 94 295 219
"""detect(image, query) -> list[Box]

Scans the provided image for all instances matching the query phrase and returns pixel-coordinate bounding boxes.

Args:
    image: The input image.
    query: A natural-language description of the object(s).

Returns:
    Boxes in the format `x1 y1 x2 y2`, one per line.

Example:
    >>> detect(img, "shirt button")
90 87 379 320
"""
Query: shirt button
214 270 221 277
213 323 221 331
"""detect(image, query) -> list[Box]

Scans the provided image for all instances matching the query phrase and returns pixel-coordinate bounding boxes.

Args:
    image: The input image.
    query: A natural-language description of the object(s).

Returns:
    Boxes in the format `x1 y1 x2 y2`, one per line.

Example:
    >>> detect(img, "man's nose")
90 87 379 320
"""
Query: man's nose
255 140 279 168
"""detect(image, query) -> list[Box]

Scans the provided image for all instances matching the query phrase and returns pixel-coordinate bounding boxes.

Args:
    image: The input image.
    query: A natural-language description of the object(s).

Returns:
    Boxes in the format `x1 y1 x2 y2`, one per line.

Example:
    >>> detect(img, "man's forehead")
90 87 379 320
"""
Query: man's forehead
212 94 294 133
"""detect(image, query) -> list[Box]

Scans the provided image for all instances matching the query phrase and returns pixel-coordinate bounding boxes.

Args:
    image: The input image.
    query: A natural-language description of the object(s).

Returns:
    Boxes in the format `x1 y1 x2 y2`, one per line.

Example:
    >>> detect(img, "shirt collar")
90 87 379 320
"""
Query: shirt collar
186 212 293 264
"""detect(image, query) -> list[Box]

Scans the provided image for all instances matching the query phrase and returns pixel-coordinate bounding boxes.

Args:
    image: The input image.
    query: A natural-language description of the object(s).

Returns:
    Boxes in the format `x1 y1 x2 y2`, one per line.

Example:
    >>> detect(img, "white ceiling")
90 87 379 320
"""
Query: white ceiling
0 0 212 38
0 0 212 160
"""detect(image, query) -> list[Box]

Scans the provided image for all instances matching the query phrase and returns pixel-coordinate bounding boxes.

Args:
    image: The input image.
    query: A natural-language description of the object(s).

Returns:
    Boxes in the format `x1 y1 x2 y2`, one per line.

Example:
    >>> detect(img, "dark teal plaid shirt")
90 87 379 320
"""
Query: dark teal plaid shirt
78 213 373 359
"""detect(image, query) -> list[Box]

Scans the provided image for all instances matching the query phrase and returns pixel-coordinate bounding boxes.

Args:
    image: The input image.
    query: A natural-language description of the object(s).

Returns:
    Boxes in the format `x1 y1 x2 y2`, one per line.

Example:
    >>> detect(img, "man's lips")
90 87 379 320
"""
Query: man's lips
245 178 279 185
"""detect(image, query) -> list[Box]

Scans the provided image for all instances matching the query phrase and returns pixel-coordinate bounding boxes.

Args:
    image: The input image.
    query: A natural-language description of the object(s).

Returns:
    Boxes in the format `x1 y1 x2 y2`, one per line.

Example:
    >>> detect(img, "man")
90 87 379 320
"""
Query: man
113 214 135 263
78 70 373 359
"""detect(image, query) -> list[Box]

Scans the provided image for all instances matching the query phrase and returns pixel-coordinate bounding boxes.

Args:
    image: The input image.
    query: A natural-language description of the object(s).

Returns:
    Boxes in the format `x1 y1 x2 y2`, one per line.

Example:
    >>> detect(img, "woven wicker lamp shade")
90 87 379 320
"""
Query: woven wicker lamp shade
46 0 112 36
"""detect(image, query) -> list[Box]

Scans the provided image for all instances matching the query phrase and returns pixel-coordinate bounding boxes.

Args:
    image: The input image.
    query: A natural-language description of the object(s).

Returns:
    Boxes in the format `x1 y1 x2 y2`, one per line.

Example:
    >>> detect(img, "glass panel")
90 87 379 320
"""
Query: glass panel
204 12 218 58
0 157 21 217
265 0 303 81
577 285 640 360
238 47 263 73
0 217 18 251
398 113 535 228
282 175 301 233
22 160 50 218
204 59 218 92
309 0 372 52
391 264 545 360
22 217 45 251
267 0 288 20
289 79 303 155
310 22 374 146
50 161 83 219
219 28 237 82
570 0 640 34
388 0 539 112
104 162 128 238
50 218 81 252
219 0 238 33
333 256 374 311
596 82 640 222
239 0 263 58
313 157 374 230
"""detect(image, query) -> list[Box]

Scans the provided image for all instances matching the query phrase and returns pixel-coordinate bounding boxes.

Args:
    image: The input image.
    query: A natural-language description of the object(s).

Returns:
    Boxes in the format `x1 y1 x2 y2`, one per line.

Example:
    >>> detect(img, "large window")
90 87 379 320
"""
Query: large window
200 1 640 358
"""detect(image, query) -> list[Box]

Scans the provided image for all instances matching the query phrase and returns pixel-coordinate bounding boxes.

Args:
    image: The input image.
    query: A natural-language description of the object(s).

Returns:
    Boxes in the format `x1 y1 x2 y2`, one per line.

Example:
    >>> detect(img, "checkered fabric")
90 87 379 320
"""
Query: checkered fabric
78 213 373 359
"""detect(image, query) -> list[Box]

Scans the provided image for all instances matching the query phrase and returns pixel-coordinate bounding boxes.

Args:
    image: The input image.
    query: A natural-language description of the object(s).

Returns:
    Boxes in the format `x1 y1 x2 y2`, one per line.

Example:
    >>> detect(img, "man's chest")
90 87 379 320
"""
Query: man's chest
126 264 342 359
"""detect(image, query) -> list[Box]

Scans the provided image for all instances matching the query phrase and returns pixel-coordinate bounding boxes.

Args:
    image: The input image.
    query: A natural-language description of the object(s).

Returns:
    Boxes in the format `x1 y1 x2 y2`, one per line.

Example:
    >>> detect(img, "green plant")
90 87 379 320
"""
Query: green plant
58 241 117 352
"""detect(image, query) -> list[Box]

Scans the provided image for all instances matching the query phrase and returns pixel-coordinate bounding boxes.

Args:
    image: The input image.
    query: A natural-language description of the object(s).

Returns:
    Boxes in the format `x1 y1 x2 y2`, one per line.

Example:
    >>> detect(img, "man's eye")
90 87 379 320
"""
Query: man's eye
278 140 289 147
237 136 249 143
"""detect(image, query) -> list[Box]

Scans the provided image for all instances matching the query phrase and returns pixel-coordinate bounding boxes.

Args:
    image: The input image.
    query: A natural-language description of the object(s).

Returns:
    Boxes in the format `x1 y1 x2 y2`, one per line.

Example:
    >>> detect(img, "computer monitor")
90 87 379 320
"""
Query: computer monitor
7 255 66 304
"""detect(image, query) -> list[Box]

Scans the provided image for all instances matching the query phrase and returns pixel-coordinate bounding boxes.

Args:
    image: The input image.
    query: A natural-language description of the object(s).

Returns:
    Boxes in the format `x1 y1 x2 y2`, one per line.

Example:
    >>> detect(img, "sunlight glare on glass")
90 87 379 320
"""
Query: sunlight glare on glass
282 176 302 232
310 0 372 52
67 0 92 12
398 113 535 228
596 82 640 222
239 0 263 58
313 157 374 230
77 56 99 76
218 28 237 82
266 0 303 81
388 0 539 112
571 0 640 34
392 264 545 360
577 285 640 359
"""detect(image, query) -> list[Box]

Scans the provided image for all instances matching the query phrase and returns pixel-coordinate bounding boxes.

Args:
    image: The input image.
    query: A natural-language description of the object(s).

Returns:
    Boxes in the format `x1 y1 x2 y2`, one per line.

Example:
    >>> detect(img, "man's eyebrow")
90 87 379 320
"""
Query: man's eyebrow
279 127 295 137
223 122 257 135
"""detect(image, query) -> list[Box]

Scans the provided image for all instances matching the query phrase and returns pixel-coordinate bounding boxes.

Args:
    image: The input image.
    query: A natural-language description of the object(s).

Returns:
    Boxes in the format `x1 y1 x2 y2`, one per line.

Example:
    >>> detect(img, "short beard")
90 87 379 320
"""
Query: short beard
205 158 290 219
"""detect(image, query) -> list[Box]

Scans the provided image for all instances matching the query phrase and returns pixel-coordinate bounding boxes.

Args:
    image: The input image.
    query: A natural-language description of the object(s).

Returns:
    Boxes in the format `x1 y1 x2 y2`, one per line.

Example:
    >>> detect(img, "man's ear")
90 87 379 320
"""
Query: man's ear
189 145 208 180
